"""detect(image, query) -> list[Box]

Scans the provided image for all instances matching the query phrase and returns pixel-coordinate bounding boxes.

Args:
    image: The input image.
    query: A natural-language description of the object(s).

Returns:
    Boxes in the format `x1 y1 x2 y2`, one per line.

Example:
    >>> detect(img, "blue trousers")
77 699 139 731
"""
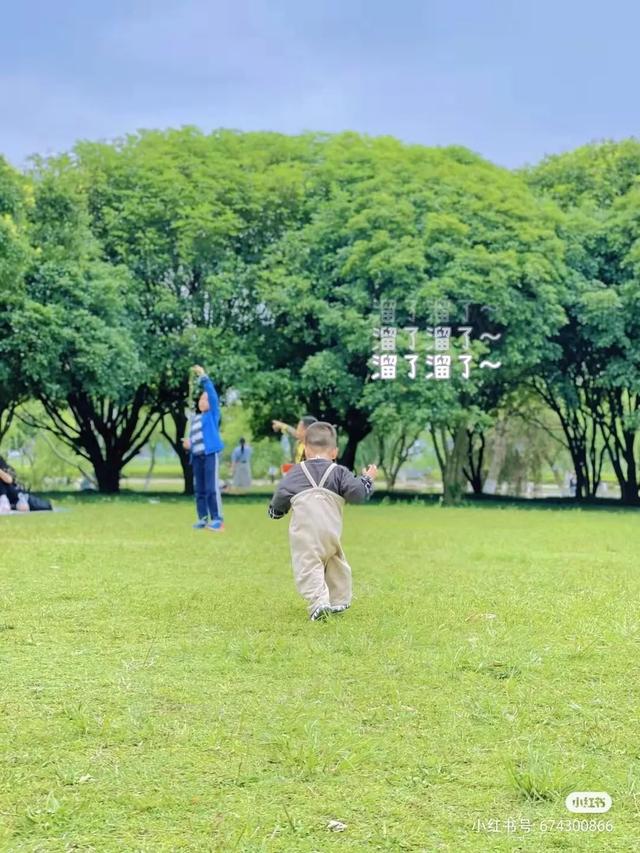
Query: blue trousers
192 452 223 521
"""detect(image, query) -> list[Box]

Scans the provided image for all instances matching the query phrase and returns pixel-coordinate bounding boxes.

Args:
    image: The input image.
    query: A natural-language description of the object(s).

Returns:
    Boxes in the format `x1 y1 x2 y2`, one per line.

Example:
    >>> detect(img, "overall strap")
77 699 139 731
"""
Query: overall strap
299 461 318 488
318 462 337 489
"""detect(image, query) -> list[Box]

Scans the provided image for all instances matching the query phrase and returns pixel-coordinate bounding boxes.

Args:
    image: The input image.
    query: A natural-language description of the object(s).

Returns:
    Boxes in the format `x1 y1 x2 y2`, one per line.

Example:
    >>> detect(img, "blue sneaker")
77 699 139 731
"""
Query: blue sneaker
192 518 208 529
207 520 224 532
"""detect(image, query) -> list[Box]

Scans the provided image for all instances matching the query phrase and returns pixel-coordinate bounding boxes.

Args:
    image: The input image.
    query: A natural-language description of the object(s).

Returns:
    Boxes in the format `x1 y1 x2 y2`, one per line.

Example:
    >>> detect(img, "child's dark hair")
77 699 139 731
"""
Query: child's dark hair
300 415 317 429
304 421 337 450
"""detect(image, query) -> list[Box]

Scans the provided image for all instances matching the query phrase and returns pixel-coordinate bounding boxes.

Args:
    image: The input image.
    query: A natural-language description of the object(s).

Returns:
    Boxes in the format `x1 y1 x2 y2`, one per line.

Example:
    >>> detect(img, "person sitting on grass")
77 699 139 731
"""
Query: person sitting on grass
0 455 52 513
267 421 378 621
0 456 22 512
181 365 224 532
271 415 317 464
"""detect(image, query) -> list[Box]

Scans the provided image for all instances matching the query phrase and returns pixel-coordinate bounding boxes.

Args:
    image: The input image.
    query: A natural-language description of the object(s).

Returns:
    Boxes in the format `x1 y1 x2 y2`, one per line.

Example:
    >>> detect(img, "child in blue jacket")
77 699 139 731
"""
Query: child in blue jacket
182 365 225 531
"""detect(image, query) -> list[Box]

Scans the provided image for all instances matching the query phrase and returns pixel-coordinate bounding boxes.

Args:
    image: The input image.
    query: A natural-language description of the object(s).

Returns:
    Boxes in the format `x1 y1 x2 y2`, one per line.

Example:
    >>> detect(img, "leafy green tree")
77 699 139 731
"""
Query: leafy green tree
4 128 574 504
0 158 31 442
67 128 317 491
252 134 566 505
16 164 160 492
364 375 444 490
527 141 640 503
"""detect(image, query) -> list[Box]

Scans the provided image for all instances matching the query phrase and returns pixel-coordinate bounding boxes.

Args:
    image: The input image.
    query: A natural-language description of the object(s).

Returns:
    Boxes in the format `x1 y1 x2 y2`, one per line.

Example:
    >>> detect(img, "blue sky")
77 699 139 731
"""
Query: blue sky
2 0 638 168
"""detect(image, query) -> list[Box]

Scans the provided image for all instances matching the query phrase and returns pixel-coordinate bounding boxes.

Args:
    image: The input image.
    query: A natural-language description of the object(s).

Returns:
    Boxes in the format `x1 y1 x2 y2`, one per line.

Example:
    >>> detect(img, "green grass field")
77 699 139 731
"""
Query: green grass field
1 498 639 851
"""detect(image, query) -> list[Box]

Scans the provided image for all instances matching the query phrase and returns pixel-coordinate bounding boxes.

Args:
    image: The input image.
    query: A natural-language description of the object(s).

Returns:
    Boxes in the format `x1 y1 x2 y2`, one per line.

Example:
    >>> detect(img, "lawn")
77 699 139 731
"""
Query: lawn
1 497 639 851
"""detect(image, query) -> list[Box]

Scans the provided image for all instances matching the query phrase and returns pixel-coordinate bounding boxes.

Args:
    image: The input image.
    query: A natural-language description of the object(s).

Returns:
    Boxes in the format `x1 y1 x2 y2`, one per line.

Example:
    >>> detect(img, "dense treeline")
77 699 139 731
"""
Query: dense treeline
1 129 640 502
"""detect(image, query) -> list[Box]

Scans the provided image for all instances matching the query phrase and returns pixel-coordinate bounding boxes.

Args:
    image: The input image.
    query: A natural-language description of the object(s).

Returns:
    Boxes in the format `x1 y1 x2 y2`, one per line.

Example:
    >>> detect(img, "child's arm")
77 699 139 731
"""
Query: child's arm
267 474 296 519
336 464 377 504
194 365 220 422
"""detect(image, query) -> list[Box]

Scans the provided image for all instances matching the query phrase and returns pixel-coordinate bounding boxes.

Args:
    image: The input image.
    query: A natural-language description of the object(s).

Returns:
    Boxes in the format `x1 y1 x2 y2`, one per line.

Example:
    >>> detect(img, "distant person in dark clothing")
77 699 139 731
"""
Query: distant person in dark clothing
0 455 52 512
0 457 20 510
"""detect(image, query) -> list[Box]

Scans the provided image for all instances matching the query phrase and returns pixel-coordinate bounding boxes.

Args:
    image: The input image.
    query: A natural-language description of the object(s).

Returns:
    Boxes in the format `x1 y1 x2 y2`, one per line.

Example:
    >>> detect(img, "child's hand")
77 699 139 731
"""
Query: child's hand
363 464 378 480
182 438 191 450
192 365 205 377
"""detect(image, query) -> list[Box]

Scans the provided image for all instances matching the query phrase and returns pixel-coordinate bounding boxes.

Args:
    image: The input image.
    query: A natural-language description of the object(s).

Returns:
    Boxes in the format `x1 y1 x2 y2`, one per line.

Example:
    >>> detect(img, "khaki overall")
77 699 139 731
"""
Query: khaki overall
289 461 352 615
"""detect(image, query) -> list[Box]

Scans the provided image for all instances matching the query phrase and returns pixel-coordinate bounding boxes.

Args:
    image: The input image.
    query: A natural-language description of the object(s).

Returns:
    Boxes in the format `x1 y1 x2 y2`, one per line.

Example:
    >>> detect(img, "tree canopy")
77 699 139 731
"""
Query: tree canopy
2 130 640 501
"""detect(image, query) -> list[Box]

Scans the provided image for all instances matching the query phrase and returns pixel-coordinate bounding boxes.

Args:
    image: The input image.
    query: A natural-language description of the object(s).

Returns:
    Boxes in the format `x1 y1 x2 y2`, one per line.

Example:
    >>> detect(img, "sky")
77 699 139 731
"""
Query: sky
2 0 639 169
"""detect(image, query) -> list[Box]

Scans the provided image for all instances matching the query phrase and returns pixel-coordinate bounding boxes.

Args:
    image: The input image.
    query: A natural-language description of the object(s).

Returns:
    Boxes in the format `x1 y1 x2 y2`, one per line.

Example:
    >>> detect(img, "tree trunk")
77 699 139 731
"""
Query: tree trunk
533 377 601 501
339 415 371 472
620 480 639 504
0 403 16 444
379 427 422 491
574 464 586 501
163 407 194 495
550 414 593 500
619 430 639 504
92 459 122 493
463 428 486 495
33 389 160 495
443 425 469 506
179 451 194 496
340 433 361 472
483 417 508 495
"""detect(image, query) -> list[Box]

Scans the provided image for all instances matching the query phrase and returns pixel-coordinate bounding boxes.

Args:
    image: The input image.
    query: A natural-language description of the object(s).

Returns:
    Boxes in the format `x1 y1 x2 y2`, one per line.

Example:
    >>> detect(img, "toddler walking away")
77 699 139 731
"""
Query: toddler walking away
182 365 225 531
268 421 378 621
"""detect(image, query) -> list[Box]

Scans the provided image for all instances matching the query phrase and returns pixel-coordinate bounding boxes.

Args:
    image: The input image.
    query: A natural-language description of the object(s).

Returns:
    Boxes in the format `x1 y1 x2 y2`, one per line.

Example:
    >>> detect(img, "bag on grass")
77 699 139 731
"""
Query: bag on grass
28 494 52 512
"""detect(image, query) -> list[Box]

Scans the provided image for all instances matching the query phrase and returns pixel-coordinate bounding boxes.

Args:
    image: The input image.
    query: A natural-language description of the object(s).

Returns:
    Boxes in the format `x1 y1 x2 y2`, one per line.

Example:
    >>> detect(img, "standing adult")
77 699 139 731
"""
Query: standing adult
231 438 253 488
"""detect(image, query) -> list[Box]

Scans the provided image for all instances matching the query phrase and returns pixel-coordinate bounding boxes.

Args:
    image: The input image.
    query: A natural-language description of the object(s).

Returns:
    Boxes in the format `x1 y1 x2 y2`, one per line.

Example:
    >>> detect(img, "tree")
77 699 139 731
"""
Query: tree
7 129 571 502
250 134 566 502
67 129 316 491
16 164 160 492
0 157 31 442
483 401 572 497
365 382 437 490
527 141 640 503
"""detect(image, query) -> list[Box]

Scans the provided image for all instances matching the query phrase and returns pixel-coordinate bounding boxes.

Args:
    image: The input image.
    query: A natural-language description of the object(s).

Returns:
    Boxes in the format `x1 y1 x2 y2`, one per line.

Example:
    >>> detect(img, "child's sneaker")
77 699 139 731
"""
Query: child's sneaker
310 604 332 621
207 520 224 532
192 518 208 529
0 495 10 515
330 604 350 615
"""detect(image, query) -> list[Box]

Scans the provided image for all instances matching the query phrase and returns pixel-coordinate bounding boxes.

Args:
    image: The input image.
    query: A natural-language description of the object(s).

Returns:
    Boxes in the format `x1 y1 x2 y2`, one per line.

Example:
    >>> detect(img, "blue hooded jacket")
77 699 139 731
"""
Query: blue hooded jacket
192 374 224 456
